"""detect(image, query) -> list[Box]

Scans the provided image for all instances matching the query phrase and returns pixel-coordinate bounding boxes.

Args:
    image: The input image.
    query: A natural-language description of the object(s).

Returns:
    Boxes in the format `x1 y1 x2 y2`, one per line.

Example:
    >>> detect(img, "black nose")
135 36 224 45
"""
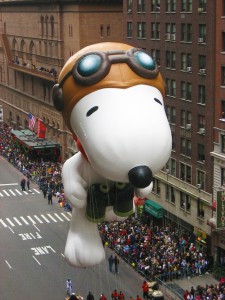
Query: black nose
128 165 153 188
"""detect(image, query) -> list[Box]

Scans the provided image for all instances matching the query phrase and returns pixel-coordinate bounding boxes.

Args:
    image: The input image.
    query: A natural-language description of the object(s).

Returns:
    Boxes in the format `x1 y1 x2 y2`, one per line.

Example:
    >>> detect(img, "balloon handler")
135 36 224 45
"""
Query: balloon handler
53 42 172 268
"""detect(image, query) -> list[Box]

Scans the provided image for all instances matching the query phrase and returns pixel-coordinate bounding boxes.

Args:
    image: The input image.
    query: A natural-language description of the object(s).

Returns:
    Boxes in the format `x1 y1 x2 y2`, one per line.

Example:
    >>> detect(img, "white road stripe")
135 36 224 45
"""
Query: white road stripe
47 214 57 222
23 191 28 195
0 219 7 227
33 224 40 232
33 189 41 194
20 216 29 225
34 215 43 223
5 260 12 269
33 256 41 266
0 192 3 197
6 218 15 227
0 183 18 186
9 189 16 196
13 217 22 226
41 214 50 223
8 227 14 234
54 213 64 222
27 216 36 224
3 190 10 196
67 211 72 217
15 189 22 195
61 212 71 221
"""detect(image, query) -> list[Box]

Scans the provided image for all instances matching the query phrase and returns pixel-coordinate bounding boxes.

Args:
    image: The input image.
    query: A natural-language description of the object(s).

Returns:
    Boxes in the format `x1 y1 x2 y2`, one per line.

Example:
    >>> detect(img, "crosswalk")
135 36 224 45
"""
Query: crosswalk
0 211 72 228
0 188 41 197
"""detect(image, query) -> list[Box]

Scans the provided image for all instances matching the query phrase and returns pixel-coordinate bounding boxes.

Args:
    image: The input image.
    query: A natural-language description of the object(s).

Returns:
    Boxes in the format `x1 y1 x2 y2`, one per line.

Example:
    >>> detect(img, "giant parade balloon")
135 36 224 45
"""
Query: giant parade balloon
53 42 172 268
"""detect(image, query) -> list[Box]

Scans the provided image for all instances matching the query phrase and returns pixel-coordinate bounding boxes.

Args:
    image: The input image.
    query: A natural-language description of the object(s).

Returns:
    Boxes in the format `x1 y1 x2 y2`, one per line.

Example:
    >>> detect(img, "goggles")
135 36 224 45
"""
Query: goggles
53 48 159 111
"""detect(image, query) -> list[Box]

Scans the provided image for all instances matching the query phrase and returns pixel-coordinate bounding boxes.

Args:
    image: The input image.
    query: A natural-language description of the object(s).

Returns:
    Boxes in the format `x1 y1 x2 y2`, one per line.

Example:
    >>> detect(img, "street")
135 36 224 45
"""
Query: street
0 156 146 300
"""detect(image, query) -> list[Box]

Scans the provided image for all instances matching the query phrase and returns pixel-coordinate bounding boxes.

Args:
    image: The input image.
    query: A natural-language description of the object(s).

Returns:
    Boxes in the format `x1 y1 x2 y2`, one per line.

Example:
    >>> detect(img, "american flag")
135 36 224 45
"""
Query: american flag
28 112 36 131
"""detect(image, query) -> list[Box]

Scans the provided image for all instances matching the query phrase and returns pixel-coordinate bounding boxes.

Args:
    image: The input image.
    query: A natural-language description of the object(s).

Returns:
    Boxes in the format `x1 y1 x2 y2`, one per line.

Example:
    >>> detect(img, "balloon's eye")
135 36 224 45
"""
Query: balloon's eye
115 182 126 190
99 184 110 194
134 51 156 70
77 54 102 77
86 106 99 117
154 98 162 105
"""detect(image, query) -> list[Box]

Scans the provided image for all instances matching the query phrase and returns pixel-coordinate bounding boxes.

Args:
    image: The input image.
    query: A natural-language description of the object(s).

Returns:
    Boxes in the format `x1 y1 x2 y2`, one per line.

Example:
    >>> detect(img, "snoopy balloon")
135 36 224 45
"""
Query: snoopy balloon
53 42 172 268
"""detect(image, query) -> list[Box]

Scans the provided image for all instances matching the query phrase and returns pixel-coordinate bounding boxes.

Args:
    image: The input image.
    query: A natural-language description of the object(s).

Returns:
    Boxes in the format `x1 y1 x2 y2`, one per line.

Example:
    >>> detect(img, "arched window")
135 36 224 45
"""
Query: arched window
21 39 26 64
12 39 19 63
50 15 54 37
45 15 49 37
40 15 44 36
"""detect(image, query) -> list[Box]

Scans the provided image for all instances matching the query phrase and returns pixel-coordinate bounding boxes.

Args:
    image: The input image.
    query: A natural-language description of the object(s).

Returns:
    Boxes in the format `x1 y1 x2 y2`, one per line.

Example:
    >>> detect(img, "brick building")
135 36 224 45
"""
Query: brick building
123 0 225 264
0 0 123 159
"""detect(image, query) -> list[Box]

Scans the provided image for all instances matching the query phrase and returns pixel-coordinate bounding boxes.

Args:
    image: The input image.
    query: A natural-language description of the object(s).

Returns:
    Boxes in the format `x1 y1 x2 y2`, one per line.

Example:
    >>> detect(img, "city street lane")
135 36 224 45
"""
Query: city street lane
0 156 145 300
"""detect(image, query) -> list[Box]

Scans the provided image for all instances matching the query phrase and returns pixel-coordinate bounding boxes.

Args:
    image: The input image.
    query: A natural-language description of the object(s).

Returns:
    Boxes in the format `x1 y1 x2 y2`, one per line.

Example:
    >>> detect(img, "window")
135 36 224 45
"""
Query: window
197 199 205 218
166 51 176 69
222 135 225 153
150 49 160 66
166 158 176 176
100 25 103 38
137 22 146 38
198 115 205 132
198 85 206 104
180 162 192 183
197 169 205 190
69 24 73 37
197 144 205 162
50 15 54 37
151 0 160 12
137 0 146 12
199 24 206 43
152 178 160 194
180 138 191 157
166 79 176 97
181 53 192 71
166 185 175 204
181 23 192 42
107 25 110 37
166 0 176 12
40 16 44 36
199 55 206 70
222 67 225 86
127 0 133 12
127 22 133 38
151 22 160 39
221 167 225 186
172 133 176 151
222 101 225 119
181 0 192 12
166 106 176 123
199 0 207 12
222 32 225 52
180 81 192 101
180 192 191 212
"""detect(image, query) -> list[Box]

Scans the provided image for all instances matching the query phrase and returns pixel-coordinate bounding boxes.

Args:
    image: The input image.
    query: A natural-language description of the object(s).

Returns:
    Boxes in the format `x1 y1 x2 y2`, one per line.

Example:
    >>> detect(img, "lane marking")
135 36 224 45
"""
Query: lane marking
6 218 15 227
20 216 29 225
23 191 28 195
34 215 43 223
32 256 41 266
3 190 10 196
27 216 36 224
0 192 3 197
9 189 16 196
61 212 70 221
47 214 57 222
61 253 65 258
15 189 22 195
41 215 50 223
54 213 64 222
8 227 15 234
33 189 41 194
0 219 7 227
13 217 22 226
5 260 12 269
67 212 72 217
0 183 18 186
33 224 40 232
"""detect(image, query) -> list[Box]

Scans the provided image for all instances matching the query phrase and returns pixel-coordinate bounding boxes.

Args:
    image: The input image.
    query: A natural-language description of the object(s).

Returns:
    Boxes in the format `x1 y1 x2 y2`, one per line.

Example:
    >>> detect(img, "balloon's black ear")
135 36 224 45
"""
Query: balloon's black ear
52 84 64 111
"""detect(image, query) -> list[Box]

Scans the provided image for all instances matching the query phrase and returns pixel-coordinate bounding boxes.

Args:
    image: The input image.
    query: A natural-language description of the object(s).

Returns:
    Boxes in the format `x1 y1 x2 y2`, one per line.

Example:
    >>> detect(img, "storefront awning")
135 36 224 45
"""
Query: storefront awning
144 199 163 219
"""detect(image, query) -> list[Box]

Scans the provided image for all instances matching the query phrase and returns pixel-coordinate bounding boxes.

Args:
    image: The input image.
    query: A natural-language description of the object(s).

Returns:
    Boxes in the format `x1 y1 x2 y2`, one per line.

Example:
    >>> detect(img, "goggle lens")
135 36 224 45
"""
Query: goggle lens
134 51 156 71
77 54 103 77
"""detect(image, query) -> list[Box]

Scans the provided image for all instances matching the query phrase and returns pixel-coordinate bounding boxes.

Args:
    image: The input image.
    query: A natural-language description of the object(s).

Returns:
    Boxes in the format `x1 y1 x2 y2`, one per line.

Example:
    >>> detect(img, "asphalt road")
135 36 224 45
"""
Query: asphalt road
0 156 146 300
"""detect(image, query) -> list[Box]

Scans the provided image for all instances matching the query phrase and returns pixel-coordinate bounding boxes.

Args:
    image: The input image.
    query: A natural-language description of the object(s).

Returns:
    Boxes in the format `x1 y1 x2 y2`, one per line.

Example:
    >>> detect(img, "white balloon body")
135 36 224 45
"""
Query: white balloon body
63 85 172 267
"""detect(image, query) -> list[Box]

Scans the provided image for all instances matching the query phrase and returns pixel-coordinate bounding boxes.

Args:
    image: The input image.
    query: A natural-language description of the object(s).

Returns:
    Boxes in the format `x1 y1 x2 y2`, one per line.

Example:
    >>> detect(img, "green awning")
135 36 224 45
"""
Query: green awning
144 199 163 219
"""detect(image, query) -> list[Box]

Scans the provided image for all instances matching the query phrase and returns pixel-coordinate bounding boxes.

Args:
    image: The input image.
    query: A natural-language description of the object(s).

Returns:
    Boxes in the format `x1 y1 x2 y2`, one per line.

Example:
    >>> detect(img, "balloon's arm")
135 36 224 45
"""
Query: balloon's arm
62 153 88 208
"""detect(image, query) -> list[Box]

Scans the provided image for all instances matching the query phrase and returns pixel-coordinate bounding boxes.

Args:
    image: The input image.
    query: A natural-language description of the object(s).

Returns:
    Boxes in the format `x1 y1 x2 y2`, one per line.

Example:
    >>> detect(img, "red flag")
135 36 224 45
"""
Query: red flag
37 119 46 138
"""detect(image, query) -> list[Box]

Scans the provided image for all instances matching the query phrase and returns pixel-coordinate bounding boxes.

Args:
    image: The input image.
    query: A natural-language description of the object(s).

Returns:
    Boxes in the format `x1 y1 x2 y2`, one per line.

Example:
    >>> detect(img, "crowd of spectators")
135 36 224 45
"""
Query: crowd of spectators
99 216 213 283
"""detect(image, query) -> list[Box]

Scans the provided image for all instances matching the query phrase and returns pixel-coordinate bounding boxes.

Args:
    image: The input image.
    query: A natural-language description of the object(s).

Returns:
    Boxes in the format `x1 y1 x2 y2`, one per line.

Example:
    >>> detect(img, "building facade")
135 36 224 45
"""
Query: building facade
124 0 225 264
0 0 123 159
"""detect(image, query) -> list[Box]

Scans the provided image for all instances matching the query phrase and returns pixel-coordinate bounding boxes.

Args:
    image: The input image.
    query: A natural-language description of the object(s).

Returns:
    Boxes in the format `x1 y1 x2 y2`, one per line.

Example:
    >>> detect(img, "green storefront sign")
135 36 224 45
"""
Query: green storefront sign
217 191 225 229
144 199 163 219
